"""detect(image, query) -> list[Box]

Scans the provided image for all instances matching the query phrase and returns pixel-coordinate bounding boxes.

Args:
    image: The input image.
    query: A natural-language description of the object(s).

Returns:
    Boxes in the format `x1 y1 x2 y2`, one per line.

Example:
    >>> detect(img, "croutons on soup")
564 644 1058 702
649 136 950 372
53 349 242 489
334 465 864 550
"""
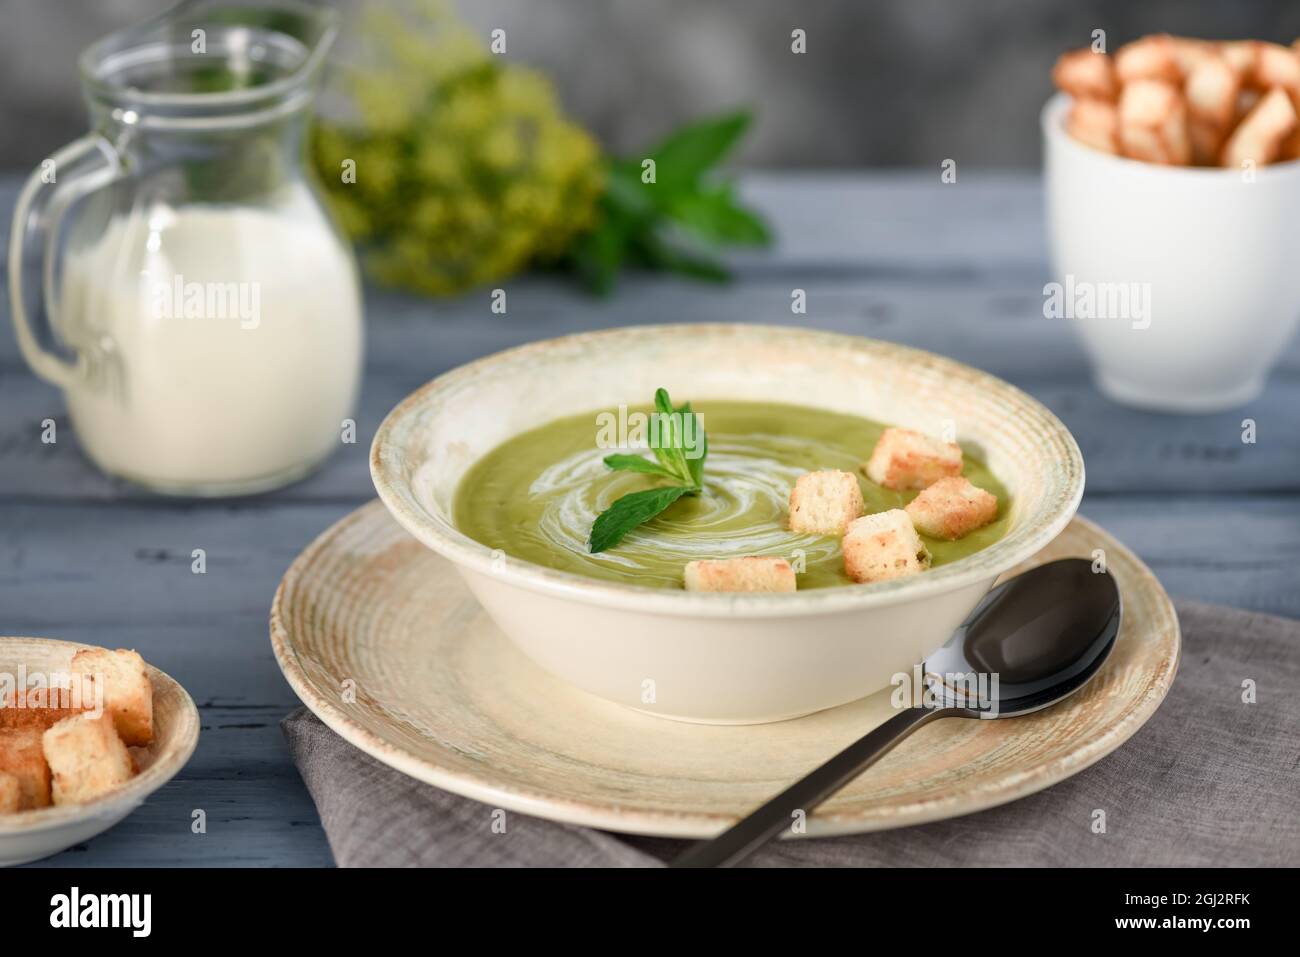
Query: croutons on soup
788 469 864 535
842 510 931 584
905 476 999 541
684 557 797 593
863 428 962 491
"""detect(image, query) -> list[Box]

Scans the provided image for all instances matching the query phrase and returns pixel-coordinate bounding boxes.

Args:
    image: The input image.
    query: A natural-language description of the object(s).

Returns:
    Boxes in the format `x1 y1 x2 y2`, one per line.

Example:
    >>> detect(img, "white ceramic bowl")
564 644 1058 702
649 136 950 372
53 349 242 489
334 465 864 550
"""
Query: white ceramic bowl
371 325 1084 724
0 637 199 866
1043 93 1300 412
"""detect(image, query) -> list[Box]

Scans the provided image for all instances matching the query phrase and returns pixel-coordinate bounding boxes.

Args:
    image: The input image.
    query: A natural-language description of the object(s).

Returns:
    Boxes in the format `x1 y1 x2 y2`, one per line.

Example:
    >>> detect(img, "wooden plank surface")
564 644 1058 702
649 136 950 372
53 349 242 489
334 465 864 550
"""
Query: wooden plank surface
1 172 1297 867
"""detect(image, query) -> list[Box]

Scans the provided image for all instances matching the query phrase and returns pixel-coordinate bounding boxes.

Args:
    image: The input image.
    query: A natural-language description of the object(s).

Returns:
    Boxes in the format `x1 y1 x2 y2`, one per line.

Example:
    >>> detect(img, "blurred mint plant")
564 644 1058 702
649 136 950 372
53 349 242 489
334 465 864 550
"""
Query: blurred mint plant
311 0 768 297
566 111 770 294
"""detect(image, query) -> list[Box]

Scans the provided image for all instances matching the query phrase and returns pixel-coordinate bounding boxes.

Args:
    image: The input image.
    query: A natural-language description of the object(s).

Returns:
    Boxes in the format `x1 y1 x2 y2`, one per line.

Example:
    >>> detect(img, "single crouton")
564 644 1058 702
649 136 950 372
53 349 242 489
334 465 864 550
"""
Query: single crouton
1185 54 1240 165
684 557 797 593
72 648 153 747
1222 87 1297 167
788 470 864 534
42 713 135 806
1066 98 1119 154
1118 79 1192 164
905 477 1000 541
1052 49 1117 101
0 728 52 809
1185 54 1240 128
0 771 19 814
842 510 931 585
863 428 962 491
1115 34 1182 84
1253 41 1300 90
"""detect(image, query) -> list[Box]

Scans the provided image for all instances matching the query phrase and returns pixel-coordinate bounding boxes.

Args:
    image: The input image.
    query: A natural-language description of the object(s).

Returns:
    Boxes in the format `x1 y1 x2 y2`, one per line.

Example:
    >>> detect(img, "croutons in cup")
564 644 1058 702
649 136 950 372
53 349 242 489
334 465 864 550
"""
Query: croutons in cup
1044 92 1300 411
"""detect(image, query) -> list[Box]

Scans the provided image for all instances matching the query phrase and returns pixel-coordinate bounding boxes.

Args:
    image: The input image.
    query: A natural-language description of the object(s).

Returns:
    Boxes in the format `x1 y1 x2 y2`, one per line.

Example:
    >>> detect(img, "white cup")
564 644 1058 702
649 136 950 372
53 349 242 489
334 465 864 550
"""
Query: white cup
1043 93 1300 412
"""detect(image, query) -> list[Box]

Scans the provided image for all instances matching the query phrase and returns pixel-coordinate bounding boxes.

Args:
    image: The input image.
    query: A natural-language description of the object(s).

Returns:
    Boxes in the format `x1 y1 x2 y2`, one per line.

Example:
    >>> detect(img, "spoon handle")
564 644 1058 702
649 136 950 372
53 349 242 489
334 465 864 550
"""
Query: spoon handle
671 706 961 868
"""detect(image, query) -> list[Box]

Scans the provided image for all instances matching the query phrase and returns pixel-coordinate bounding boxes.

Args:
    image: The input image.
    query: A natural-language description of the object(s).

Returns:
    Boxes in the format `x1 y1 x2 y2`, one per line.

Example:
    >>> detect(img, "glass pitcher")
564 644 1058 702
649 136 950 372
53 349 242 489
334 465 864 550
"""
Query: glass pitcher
7 0 363 496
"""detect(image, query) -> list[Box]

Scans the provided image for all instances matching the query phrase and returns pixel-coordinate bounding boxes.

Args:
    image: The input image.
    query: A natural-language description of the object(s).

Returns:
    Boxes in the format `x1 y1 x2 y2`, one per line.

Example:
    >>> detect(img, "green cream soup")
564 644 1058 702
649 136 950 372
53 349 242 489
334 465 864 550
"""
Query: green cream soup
454 401 1011 590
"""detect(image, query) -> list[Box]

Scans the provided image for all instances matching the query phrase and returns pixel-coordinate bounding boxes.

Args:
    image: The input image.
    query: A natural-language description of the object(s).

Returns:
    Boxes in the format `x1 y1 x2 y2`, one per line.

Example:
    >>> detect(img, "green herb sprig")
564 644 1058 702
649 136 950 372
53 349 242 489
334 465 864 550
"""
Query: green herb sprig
589 389 708 553
566 111 771 295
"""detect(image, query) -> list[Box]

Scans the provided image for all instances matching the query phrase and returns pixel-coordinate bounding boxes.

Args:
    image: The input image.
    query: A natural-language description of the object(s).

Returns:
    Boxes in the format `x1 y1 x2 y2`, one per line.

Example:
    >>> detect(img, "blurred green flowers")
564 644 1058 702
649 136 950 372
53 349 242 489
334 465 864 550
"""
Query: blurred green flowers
311 0 768 296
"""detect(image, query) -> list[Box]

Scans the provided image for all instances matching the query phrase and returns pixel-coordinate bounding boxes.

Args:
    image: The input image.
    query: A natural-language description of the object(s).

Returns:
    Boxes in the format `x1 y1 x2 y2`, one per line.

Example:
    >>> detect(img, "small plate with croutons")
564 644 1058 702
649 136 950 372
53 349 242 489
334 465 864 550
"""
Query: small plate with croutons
0 638 199 866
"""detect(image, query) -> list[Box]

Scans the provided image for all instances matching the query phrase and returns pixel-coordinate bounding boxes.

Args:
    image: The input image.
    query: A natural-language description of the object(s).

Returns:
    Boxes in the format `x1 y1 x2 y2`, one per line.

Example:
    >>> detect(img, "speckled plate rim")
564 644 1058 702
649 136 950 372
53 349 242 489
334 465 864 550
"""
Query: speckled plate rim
369 324 1086 617
270 503 1180 838
0 637 200 836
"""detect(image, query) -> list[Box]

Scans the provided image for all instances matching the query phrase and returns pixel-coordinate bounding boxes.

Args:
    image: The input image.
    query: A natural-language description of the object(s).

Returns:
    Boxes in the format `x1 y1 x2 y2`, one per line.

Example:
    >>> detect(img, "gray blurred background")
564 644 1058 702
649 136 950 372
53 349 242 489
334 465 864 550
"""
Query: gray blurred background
3 0 1300 168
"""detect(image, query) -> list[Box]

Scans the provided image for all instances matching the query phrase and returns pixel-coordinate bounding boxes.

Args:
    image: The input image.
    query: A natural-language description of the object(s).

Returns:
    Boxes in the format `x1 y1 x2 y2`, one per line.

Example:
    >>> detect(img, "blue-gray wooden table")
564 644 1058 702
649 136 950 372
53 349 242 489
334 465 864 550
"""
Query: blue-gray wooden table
2 172 1297 867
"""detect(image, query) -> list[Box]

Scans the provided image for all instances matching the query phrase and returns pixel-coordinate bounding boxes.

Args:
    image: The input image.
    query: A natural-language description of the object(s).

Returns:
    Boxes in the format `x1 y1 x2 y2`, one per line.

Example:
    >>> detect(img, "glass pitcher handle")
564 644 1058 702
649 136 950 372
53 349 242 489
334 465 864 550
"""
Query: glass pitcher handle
7 133 122 389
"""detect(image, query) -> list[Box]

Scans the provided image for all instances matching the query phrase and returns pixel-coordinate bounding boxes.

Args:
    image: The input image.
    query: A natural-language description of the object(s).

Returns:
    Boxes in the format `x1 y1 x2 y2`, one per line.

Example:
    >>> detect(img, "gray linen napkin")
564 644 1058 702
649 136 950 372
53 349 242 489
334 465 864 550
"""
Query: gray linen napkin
282 600 1300 867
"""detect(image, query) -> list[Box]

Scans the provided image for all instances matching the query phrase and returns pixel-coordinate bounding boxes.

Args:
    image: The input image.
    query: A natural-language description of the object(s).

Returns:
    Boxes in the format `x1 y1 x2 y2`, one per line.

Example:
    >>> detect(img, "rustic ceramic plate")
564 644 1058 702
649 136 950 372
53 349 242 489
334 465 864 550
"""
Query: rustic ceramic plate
271 501 1179 838
0 637 200 866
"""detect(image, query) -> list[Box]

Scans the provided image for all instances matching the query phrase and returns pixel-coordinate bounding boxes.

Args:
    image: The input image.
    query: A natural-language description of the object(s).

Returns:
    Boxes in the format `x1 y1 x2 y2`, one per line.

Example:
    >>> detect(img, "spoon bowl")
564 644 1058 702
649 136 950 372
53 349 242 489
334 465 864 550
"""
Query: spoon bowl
927 557 1120 717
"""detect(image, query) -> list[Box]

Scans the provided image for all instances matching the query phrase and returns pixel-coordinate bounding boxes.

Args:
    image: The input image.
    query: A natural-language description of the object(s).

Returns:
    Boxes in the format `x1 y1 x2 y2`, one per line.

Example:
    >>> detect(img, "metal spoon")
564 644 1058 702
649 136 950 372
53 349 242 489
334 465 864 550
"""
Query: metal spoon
671 557 1121 868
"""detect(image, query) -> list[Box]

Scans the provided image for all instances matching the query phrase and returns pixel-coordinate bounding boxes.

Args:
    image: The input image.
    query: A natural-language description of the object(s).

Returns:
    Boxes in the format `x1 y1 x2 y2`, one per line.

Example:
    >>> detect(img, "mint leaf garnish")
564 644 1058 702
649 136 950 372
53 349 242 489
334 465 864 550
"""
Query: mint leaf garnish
588 388 708 553
602 454 679 478
650 388 693 483
589 486 691 553
679 400 706 489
